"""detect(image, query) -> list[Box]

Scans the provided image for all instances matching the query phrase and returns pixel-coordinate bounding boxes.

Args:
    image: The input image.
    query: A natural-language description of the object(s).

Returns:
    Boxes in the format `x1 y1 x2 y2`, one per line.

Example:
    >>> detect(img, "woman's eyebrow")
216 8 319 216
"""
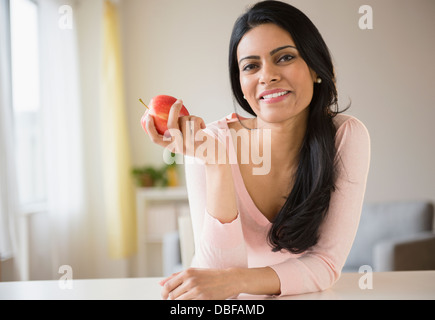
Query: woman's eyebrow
238 45 297 65
270 45 297 56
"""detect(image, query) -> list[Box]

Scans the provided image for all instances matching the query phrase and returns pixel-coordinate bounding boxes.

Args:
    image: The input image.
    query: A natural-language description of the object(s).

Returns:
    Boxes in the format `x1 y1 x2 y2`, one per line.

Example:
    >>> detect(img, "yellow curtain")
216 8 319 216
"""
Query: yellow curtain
101 0 137 258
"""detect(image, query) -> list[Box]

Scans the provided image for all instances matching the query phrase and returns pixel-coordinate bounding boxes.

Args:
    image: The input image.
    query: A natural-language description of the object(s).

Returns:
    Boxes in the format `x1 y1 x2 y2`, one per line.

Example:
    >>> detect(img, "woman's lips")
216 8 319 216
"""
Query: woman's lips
259 90 291 104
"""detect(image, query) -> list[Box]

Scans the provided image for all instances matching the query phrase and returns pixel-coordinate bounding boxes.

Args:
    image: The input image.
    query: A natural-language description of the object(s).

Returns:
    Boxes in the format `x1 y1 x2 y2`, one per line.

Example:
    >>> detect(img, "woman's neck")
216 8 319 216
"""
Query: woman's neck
254 109 308 172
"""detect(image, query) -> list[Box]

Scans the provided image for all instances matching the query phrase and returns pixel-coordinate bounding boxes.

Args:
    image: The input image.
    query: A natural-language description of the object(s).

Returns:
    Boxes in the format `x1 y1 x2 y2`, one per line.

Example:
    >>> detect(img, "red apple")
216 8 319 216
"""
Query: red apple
140 95 189 135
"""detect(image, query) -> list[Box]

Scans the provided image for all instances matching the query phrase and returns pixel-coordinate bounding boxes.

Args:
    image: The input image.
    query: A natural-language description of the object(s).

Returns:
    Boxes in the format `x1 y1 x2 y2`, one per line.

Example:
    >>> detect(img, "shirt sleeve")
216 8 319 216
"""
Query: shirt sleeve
269 116 371 296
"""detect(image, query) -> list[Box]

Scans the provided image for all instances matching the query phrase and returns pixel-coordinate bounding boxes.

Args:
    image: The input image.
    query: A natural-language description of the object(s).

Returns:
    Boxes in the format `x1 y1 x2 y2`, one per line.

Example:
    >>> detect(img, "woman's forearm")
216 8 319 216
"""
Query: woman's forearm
204 157 281 296
205 162 238 223
230 266 281 296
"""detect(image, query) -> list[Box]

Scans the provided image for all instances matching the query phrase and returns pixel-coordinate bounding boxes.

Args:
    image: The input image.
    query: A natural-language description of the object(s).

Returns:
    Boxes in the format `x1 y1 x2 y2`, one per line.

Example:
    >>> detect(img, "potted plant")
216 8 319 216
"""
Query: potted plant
131 166 162 187
132 163 180 188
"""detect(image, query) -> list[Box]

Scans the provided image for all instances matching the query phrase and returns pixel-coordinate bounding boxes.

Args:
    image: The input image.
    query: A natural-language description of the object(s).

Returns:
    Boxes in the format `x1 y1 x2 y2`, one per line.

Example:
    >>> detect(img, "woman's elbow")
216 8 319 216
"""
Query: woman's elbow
317 265 342 292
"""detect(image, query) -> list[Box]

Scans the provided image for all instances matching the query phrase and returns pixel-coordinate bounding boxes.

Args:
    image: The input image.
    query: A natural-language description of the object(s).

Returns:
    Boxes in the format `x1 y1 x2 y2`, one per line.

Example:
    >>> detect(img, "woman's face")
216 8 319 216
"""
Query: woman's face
237 23 317 125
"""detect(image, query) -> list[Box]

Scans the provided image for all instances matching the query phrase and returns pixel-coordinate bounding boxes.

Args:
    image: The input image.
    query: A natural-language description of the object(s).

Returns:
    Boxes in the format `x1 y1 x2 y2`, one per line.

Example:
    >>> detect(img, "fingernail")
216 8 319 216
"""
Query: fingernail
163 130 172 138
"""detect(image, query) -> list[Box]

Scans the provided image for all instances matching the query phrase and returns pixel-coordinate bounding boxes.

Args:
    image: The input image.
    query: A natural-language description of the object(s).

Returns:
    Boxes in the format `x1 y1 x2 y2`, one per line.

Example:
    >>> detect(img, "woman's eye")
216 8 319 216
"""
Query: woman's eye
278 54 294 63
242 64 257 72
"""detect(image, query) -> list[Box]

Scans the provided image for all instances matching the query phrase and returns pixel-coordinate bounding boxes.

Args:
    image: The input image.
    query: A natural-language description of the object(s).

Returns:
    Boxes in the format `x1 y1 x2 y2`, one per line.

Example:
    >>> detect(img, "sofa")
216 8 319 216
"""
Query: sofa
163 201 435 276
343 200 435 272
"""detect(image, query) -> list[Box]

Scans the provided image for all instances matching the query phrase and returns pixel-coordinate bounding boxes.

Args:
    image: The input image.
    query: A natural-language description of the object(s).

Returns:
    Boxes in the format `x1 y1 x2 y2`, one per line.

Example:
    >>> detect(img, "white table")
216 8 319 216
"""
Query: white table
1 271 434 300
0 277 163 300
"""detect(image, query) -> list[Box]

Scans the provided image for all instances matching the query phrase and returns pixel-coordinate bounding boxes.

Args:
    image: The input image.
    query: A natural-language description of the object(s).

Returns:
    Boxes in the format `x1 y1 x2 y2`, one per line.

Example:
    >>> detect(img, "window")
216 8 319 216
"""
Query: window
9 0 46 210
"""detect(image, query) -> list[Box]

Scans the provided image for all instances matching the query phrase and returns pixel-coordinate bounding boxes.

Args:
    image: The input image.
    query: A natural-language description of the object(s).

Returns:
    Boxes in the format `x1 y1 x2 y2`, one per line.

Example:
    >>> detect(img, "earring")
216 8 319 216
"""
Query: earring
243 95 247 100
316 77 322 84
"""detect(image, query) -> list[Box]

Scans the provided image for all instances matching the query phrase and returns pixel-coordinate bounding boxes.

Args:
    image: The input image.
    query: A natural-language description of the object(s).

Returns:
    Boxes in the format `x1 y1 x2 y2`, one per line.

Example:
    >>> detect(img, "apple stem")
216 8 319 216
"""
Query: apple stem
139 98 149 109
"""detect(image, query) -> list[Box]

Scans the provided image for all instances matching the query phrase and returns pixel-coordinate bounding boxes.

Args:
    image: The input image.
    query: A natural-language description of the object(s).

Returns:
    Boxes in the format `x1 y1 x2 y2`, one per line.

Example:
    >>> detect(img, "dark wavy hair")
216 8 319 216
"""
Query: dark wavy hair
229 0 345 254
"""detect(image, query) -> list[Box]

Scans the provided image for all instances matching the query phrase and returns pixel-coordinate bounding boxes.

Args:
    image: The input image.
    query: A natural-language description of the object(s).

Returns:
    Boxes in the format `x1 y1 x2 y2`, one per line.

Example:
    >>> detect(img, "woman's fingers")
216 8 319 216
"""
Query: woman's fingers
166 99 183 134
180 116 209 158
160 268 234 300
161 270 197 300
145 100 214 162
159 271 181 287
161 272 185 300
145 114 162 143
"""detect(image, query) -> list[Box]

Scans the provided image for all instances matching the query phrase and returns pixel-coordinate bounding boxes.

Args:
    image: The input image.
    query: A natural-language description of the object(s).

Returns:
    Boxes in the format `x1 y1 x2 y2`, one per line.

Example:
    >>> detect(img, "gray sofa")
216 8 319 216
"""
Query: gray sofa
163 201 435 276
343 201 435 272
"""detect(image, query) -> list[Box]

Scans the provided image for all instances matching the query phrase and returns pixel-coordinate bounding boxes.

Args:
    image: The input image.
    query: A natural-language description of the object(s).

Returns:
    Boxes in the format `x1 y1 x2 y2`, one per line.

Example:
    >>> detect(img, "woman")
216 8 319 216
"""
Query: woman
145 0 370 299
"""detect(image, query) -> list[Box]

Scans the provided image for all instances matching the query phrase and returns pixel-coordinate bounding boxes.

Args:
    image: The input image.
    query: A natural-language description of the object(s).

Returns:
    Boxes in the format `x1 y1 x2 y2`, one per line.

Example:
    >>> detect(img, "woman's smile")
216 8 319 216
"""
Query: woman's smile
259 89 292 104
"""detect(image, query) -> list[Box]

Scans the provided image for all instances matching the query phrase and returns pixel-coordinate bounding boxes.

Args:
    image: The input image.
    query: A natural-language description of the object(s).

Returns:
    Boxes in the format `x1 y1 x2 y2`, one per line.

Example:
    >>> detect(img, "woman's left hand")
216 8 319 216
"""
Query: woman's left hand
159 268 240 300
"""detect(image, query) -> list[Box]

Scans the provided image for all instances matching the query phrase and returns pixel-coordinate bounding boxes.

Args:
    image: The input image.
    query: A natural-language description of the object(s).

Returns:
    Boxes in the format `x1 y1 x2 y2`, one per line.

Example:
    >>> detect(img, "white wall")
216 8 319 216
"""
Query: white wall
121 0 435 205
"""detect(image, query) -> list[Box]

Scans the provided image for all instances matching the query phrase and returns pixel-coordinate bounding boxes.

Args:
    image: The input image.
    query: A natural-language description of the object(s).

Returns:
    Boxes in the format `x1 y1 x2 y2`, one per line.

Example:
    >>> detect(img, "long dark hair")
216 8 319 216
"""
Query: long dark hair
229 0 344 254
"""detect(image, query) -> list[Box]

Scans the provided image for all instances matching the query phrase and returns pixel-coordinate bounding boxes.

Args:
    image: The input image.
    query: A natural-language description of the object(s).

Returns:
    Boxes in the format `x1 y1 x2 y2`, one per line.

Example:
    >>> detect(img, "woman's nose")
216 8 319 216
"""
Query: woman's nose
259 63 280 85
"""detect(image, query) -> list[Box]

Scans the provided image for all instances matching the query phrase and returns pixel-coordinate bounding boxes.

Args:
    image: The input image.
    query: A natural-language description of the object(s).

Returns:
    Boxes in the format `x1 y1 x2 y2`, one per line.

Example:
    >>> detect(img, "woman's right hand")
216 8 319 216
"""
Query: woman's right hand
145 99 226 164
146 100 238 223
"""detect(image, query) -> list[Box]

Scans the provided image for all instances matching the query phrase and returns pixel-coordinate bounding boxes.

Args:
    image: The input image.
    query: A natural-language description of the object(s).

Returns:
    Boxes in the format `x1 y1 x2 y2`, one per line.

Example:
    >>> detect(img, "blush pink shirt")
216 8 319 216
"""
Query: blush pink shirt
184 113 370 296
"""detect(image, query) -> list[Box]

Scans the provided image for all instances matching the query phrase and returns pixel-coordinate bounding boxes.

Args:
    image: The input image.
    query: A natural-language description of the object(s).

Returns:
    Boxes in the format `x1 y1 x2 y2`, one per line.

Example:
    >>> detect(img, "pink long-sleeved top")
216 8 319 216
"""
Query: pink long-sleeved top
184 113 370 296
